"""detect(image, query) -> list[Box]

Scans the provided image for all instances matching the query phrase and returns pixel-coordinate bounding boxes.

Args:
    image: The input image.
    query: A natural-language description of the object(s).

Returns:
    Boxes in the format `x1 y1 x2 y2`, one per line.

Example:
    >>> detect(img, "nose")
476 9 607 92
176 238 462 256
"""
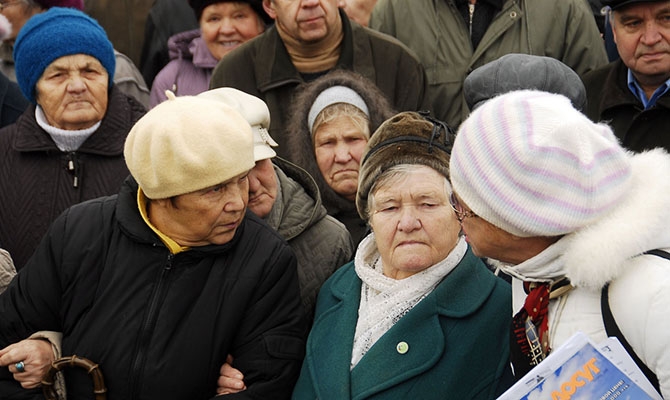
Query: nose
223 182 247 213
333 142 352 163
640 21 662 45
218 18 236 35
397 206 422 232
301 0 320 7
66 74 87 93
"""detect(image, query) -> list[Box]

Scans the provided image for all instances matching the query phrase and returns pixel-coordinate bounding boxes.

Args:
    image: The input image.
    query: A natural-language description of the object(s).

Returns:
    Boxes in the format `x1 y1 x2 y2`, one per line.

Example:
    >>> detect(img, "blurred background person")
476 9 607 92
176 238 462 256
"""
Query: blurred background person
0 7 146 270
0 13 28 128
583 0 670 152
209 0 426 153
150 0 271 107
287 70 395 246
140 0 199 88
0 0 149 107
369 0 608 129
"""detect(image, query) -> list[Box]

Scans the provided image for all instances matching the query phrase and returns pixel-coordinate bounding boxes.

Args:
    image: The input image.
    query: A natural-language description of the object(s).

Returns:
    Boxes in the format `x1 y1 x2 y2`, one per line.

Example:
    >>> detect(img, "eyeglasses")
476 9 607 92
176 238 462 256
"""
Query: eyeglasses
0 0 22 11
449 192 478 222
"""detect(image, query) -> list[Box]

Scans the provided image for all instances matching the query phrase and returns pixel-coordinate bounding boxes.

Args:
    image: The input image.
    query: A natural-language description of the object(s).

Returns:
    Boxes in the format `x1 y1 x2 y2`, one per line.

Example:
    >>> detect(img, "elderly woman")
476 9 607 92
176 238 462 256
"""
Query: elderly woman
286 112 513 399
0 7 146 271
0 0 150 107
287 70 394 245
149 0 270 107
0 93 305 399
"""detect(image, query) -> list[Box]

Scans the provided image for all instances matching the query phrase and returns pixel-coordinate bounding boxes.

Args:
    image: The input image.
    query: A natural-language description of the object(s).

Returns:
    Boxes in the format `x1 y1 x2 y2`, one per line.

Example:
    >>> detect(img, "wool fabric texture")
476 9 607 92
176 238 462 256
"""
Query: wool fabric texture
197 87 277 161
308 86 370 133
356 111 451 219
13 7 115 104
124 92 254 199
188 0 272 25
463 53 587 111
450 90 632 238
34 0 84 10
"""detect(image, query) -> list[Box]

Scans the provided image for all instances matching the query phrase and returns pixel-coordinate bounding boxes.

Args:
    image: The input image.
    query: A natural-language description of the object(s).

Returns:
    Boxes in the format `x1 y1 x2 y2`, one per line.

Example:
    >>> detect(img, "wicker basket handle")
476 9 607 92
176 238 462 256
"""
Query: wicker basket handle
42 355 107 400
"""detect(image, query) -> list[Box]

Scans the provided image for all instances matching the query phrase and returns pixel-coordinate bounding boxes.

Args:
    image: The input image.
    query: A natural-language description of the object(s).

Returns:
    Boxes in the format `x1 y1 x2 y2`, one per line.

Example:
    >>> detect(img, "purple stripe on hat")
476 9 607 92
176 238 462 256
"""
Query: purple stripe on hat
453 91 631 234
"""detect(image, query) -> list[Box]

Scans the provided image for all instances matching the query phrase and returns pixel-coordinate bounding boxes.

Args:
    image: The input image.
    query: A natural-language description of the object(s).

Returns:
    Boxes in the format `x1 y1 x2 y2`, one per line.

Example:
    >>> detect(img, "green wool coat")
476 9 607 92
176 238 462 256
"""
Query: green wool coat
292 248 514 400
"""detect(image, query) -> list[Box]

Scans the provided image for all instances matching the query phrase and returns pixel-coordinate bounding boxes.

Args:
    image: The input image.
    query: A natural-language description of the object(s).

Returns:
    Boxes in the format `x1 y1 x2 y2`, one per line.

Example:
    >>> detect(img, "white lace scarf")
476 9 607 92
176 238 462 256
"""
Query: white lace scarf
350 234 468 368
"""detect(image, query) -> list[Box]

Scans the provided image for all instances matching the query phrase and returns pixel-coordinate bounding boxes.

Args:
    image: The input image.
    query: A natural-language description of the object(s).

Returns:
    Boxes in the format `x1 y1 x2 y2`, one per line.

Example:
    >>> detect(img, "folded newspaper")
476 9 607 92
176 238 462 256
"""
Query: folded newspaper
497 331 662 400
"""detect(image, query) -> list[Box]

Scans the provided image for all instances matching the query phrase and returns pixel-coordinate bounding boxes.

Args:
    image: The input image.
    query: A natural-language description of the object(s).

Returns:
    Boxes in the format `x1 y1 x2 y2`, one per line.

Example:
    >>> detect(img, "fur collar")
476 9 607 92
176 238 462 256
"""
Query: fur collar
563 149 670 289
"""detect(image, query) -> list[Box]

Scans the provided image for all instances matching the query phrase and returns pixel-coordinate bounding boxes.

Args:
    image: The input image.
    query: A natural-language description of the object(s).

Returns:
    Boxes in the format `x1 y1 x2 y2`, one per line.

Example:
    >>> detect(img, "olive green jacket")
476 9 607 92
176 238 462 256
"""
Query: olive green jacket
370 0 608 128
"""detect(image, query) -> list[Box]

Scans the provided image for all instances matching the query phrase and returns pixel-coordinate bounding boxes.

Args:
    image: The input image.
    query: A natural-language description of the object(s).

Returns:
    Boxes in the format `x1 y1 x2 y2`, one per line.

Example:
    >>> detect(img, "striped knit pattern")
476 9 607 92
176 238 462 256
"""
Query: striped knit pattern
450 90 632 237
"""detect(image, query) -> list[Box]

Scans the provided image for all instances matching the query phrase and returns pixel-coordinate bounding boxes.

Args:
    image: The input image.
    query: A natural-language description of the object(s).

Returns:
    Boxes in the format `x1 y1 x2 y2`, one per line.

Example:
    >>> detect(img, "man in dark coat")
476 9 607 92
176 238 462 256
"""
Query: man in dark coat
0 93 305 400
582 0 670 152
209 0 426 159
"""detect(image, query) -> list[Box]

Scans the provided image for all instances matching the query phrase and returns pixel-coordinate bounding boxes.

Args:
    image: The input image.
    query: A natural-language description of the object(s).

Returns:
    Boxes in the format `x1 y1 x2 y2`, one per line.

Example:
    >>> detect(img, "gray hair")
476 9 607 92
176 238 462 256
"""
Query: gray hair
365 164 452 220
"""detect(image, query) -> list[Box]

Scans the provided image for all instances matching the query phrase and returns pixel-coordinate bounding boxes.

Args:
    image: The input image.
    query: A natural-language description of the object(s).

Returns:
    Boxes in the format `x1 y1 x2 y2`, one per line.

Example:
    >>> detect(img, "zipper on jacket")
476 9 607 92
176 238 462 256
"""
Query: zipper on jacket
66 152 80 188
128 253 174 399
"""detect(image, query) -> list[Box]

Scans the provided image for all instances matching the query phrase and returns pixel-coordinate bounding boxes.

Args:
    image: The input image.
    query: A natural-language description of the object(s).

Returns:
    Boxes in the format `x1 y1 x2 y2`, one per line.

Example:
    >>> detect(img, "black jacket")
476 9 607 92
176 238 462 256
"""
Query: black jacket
0 177 306 400
583 59 670 152
0 71 28 128
0 86 145 269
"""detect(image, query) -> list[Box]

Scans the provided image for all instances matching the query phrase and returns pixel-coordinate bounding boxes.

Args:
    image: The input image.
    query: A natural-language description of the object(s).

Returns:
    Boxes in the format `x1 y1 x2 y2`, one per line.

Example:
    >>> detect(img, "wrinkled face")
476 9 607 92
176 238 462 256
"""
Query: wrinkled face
35 54 109 130
0 0 40 43
200 2 265 60
264 0 343 44
612 2 670 86
247 158 278 218
369 166 460 280
313 116 368 200
151 172 250 247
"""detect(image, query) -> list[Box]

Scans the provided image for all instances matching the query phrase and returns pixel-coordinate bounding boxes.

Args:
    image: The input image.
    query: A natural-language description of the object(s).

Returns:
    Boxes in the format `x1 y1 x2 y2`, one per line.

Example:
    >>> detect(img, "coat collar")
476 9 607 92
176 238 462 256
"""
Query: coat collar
306 248 498 399
253 10 375 93
598 59 670 112
12 86 141 155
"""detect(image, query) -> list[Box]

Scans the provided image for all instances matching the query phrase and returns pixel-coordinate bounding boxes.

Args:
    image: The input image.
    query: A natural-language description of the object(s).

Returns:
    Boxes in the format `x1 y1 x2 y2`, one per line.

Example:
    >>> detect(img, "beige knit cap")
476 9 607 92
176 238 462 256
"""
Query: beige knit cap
124 92 255 199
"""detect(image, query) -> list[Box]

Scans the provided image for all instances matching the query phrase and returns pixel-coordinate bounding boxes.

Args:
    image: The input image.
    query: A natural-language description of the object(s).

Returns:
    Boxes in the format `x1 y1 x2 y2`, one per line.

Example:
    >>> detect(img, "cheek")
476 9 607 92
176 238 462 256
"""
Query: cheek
315 148 333 174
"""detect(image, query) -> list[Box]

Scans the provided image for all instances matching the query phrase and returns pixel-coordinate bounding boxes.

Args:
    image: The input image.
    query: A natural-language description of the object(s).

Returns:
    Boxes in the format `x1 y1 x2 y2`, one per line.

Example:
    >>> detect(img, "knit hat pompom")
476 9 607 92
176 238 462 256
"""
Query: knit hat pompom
34 0 84 10
356 111 452 219
14 7 115 104
124 92 255 199
450 90 632 238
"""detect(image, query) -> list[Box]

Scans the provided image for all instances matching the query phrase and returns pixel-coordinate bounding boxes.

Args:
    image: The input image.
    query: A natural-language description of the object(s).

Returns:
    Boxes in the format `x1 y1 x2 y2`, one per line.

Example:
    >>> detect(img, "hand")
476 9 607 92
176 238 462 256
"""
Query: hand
0 339 55 389
216 354 246 395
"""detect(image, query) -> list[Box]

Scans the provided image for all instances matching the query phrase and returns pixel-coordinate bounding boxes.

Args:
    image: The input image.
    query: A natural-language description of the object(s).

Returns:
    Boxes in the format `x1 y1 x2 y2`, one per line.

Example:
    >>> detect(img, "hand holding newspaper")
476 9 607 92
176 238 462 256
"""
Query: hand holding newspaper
497 331 662 400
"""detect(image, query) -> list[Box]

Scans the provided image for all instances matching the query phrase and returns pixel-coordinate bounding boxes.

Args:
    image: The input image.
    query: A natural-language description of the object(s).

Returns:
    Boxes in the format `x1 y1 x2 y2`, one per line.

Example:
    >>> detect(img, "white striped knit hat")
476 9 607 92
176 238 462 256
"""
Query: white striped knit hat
450 90 632 237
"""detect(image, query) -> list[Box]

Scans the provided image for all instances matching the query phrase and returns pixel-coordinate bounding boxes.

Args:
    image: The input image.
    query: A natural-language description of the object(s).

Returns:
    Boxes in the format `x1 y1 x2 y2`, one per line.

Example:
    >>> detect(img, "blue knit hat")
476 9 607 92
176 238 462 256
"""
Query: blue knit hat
13 7 115 104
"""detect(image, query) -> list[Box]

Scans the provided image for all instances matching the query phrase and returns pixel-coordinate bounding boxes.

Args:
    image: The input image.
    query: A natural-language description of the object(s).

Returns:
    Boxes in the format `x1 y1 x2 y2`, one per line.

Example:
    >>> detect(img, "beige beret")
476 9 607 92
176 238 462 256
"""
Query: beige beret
124 92 255 199
197 87 278 162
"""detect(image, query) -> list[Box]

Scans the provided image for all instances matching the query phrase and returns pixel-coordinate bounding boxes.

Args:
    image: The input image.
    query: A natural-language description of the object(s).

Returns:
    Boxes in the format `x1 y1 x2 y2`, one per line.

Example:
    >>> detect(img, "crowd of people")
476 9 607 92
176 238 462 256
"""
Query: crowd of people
0 0 669 399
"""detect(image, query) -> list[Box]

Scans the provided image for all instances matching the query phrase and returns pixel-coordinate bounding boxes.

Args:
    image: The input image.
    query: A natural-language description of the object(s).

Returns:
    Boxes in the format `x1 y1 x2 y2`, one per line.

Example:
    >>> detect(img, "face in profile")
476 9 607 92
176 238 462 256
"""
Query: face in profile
247 158 278 218
368 165 460 280
313 115 368 200
200 1 266 61
35 54 109 130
